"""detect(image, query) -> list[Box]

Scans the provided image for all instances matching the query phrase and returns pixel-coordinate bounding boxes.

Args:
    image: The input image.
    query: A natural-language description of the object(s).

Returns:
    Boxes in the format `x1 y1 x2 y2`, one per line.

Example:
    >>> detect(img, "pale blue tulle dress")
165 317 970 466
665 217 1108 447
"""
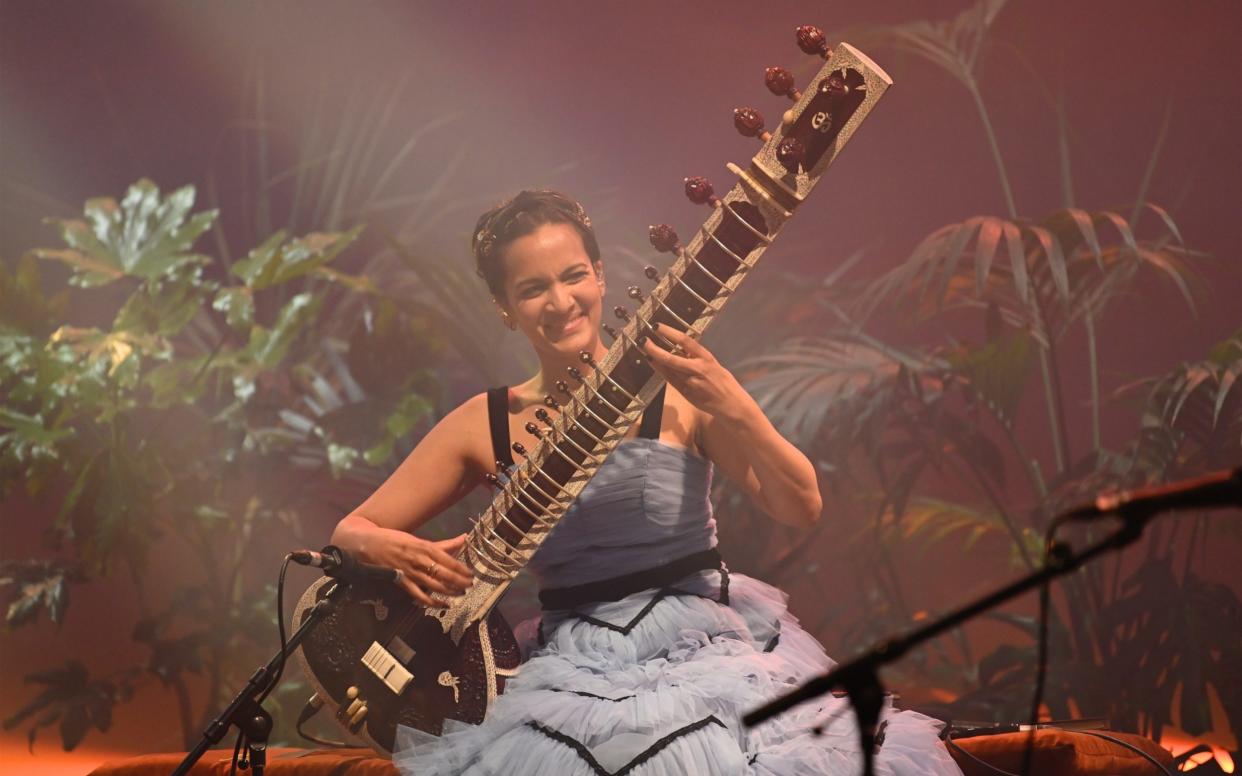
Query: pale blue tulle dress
394 412 962 775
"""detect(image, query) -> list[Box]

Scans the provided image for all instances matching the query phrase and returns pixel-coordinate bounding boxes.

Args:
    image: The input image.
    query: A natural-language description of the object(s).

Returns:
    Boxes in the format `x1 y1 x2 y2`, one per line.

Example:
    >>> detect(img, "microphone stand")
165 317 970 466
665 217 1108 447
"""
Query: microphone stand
171 576 350 776
742 500 1181 776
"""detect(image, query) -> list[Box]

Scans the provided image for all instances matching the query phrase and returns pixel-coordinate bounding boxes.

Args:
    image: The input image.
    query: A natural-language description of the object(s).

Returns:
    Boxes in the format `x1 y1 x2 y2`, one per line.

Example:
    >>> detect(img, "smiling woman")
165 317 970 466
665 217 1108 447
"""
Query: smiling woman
323 190 962 774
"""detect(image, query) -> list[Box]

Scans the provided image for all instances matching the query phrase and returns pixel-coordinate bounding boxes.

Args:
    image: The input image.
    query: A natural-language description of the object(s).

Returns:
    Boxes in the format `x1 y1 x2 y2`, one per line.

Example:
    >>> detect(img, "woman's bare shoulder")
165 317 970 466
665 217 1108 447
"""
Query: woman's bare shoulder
427 391 493 467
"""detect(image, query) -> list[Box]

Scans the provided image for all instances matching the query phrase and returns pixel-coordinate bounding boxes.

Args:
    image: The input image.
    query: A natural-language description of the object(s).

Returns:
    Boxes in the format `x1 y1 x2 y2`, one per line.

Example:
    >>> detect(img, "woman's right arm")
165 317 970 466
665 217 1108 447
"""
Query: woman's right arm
330 394 488 608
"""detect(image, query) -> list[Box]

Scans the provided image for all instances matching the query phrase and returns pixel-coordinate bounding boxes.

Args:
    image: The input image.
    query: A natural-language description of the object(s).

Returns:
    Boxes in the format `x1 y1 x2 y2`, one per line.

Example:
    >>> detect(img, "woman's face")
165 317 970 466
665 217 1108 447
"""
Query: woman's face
497 222 605 359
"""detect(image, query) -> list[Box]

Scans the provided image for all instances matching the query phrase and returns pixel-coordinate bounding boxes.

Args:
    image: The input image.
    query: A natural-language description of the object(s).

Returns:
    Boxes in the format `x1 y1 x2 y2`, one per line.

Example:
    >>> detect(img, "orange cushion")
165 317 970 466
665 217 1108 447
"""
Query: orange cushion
949 729 1174 776
90 729 1174 776
88 747 396 776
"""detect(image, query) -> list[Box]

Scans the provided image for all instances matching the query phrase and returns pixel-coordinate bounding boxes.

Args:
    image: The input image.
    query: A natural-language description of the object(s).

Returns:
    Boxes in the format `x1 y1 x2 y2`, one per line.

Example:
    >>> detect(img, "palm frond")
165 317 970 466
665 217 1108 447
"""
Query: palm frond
858 206 1201 348
740 334 944 445
835 0 1009 88
867 496 1032 559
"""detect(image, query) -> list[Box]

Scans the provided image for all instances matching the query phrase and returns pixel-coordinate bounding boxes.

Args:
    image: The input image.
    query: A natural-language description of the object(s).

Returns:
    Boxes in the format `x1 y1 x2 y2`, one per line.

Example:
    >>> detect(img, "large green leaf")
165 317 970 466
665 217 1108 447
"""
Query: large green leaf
0 407 73 460
211 286 255 330
112 262 213 337
35 179 216 286
229 226 362 291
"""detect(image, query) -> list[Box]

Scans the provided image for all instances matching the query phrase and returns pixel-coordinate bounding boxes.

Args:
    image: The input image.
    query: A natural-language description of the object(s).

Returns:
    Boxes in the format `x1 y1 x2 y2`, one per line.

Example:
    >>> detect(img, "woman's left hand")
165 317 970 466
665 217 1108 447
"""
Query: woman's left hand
640 324 749 421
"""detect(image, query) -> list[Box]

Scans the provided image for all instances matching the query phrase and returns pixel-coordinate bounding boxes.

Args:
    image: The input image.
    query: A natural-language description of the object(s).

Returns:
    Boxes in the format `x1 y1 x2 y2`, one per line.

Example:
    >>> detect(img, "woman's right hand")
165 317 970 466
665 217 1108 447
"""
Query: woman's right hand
347 524 475 609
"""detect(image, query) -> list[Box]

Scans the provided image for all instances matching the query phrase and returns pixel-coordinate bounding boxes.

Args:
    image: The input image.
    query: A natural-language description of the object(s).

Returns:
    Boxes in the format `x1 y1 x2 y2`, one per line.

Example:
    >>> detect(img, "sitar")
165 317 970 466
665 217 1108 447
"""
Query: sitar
292 26 892 755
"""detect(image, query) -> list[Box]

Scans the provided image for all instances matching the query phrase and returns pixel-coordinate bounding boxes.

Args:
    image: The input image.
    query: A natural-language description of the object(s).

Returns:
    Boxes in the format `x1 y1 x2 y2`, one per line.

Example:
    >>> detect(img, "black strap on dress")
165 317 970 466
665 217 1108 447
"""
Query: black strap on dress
487 386 515 467
637 385 666 440
488 385 668 469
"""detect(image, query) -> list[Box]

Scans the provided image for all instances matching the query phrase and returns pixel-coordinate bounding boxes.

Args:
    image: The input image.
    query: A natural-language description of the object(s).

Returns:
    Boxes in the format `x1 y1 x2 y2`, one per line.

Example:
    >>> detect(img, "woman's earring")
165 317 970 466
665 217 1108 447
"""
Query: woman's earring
500 311 517 331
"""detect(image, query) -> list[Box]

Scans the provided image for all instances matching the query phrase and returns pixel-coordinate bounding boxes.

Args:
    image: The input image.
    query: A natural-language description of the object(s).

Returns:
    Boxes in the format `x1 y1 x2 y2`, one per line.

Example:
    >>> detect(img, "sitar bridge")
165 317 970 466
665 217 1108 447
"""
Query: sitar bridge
362 640 414 695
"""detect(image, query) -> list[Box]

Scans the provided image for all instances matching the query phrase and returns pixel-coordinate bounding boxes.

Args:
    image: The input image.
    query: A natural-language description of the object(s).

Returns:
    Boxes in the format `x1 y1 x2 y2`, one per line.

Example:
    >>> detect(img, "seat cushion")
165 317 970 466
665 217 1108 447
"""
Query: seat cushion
90 728 1174 776
949 728 1174 776
88 747 396 775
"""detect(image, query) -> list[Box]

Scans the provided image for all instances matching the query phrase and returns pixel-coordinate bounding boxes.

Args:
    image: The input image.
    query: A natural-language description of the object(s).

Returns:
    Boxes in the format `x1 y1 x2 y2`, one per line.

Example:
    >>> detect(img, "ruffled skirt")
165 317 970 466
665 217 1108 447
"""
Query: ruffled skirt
394 570 961 775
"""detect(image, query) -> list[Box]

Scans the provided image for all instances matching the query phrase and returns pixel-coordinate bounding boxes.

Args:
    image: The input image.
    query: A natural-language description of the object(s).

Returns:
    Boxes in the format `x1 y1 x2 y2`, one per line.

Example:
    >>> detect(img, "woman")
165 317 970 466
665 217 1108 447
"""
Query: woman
331 190 961 775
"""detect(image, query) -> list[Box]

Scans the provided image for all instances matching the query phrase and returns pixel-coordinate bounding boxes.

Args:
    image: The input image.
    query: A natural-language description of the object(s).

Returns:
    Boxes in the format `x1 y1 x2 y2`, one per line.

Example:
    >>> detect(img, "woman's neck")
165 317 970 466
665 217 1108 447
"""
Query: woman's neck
516 339 611 405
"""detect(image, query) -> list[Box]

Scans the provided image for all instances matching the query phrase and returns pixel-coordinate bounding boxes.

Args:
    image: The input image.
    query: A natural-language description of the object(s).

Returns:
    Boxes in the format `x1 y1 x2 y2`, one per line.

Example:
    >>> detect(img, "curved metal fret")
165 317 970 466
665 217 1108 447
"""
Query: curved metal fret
465 541 516 577
648 294 697 332
540 440 596 477
685 251 732 289
561 415 610 451
577 378 633 419
669 272 720 312
704 229 751 269
504 483 559 526
511 470 569 511
565 398 617 442
489 499 548 534
550 429 605 467
594 370 641 408
720 204 772 244
469 520 526 572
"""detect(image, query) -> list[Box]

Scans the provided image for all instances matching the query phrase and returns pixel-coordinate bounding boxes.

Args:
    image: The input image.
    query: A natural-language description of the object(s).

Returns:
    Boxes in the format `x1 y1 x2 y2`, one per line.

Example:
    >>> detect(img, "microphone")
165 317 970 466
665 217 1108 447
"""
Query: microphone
290 545 403 583
1063 467 1242 523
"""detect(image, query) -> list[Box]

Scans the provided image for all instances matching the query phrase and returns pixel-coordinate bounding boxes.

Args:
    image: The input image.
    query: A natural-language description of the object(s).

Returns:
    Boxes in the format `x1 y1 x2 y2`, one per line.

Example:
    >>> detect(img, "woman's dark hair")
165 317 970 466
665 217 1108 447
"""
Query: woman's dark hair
471 189 601 297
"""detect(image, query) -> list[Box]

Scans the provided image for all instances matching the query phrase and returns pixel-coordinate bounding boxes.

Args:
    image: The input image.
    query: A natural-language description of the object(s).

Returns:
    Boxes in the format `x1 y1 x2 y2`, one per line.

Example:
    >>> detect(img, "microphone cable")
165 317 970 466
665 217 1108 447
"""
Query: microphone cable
228 554 293 776
1019 514 1072 776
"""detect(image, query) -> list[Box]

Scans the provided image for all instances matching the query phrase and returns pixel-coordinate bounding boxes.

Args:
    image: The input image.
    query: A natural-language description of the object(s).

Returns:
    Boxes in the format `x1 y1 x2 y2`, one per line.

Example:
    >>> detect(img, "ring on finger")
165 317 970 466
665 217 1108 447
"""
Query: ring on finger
426 561 438 578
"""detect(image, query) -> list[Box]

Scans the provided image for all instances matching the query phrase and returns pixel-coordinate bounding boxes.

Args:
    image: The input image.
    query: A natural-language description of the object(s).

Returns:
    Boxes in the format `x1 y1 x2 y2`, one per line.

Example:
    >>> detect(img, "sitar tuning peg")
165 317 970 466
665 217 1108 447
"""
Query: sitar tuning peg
764 66 802 102
795 24 831 58
543 395 561 411
614 305 632 322
602 322 619 341
643 265 660 281
733 107 771 143
649 224 682 255
524 421 542 437
567 366 585 382
535 407 553 424
511 442 528 457
484 472 502 487
820 71 849 99
626 285 644 301
777 137 807 173
684 176 719 207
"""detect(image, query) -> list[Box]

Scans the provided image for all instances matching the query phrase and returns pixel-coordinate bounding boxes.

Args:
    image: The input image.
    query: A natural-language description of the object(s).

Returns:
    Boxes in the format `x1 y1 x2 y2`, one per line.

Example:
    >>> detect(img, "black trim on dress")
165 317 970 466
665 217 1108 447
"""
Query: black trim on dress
523 715 726 776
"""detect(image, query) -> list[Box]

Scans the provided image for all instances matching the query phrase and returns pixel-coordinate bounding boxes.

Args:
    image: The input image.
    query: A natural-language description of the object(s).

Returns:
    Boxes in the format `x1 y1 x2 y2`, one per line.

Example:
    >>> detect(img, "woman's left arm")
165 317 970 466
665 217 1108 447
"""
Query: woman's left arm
641 324 823 529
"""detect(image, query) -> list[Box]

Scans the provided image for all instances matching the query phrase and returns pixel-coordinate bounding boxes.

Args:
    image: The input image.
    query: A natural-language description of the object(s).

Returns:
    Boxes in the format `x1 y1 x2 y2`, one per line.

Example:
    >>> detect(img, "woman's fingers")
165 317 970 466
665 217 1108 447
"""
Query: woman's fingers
399 577 441 609
391 534 475 606
653 323 706 356
425 546 473 587
410 569 467 597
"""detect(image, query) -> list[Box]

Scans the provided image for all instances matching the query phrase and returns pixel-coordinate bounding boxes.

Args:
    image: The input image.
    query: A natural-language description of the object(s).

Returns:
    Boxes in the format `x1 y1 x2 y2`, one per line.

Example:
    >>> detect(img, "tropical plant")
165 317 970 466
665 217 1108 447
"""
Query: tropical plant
0 179 442 750
710 0 1240 762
